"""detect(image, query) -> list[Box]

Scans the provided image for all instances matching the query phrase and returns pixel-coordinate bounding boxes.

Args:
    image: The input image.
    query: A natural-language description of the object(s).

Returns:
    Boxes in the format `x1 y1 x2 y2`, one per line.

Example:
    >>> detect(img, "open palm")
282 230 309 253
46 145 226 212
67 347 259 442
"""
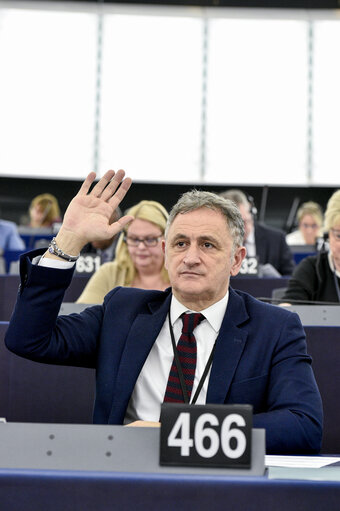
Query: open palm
62 169 133 246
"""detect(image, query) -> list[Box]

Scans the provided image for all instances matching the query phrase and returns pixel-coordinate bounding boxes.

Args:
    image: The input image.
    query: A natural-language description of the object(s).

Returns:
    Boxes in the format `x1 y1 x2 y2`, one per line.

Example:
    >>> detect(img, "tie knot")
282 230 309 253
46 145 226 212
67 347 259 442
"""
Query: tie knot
181 313 205 335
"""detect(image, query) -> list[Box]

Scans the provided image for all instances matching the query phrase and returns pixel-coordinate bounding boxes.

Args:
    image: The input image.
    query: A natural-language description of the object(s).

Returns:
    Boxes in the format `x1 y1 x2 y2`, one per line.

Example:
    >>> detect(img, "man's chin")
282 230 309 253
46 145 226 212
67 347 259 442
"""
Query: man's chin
174 283 206 298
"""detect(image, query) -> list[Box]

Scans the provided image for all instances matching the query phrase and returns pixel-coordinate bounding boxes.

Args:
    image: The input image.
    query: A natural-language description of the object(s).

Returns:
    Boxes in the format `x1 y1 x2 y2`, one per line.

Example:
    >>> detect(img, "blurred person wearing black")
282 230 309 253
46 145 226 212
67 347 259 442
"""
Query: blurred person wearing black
220 189 294 277
283 190 340 303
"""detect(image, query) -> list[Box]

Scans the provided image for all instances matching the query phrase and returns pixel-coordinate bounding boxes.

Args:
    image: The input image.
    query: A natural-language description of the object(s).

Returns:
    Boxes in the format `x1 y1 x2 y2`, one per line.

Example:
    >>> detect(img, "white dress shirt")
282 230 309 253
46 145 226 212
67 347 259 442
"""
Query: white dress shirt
124 292 229 423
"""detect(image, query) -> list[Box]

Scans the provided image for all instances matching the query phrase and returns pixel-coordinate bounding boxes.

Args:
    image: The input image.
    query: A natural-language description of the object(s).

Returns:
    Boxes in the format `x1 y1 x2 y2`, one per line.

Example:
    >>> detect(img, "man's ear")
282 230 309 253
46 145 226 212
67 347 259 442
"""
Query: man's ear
230 246 247 276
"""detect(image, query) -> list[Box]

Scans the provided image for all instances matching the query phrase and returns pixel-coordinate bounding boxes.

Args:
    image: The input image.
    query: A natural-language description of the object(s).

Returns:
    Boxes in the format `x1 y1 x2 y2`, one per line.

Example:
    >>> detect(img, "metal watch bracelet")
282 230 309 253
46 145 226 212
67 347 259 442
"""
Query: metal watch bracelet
48 237 80 262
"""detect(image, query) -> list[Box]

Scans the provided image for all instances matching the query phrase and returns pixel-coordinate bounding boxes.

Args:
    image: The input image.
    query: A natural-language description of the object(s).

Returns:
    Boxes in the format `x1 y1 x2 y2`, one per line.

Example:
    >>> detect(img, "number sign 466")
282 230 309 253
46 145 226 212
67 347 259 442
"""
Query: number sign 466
160 404 252 469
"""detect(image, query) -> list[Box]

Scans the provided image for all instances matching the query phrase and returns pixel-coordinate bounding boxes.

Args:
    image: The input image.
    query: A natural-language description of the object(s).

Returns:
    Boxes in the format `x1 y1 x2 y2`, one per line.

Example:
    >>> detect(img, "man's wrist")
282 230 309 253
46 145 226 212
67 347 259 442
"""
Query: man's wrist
44 229 85 262
48 237 80 262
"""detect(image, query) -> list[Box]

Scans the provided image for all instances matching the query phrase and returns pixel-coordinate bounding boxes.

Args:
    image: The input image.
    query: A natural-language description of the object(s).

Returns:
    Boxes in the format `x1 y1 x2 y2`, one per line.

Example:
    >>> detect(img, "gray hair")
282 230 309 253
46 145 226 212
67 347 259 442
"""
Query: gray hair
165 189 245 249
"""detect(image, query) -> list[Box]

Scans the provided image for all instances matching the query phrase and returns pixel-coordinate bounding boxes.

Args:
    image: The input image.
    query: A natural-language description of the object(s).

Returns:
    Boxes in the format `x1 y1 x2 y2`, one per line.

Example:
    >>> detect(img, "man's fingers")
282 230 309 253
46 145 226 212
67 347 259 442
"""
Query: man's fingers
77 171 97 196
108 176 132 209
100 169 127 201
125 421 161 428
107 215 134 237
91 169 116 198
77 170 131 209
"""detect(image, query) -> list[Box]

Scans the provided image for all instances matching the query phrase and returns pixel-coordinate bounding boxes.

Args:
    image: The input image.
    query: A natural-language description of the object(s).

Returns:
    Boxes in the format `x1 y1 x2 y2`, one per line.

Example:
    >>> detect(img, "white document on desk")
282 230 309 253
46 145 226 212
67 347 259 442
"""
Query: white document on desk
266 455 340 481
266 455 340 468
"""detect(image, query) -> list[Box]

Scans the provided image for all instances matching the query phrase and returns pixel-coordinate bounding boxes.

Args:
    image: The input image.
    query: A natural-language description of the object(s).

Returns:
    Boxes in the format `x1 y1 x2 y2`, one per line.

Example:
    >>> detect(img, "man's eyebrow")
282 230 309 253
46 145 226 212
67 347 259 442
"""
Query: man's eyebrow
171 233 190 242
197 235 222 246
171 233 221 245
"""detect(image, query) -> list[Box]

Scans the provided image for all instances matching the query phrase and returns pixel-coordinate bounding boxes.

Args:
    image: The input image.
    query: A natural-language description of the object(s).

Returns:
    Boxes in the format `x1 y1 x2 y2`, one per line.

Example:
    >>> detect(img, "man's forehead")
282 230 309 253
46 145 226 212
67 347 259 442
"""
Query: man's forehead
168 208 229 235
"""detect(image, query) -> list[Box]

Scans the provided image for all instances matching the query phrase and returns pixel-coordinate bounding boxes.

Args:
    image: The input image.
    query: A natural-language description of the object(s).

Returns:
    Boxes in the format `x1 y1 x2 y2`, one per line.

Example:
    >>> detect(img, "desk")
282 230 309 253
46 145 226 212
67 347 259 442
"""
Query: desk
230 277 290 298
1 322 339 453
0 467 339 511
290 244 316 265
287 305 340 326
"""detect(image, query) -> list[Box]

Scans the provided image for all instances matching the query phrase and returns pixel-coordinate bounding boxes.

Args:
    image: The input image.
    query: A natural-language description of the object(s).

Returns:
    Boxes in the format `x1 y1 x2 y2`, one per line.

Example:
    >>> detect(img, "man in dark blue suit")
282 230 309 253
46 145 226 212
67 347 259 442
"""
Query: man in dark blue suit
5 170 322 454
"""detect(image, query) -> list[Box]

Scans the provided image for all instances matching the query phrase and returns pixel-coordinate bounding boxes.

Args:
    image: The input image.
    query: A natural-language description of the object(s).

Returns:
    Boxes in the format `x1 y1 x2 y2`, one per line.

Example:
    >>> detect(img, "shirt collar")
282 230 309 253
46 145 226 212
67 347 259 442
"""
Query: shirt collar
170 291 229 334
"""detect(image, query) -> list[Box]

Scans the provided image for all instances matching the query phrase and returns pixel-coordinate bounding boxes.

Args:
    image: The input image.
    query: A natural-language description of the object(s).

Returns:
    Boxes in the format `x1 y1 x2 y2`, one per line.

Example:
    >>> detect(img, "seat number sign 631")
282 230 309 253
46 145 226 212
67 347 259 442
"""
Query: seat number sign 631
160 404 252 468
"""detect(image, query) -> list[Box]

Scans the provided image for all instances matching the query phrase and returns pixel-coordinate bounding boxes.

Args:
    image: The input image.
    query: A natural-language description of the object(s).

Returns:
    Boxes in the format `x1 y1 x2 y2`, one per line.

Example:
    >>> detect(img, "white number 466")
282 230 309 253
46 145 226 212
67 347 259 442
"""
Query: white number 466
167 412 247 459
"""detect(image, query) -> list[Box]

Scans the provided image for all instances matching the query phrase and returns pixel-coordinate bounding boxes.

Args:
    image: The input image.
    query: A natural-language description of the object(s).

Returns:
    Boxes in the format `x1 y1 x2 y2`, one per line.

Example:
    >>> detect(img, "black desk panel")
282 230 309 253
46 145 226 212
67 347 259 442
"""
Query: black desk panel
305 326 340 454
0 274 90 320
0 322 95 424
231 276 290 298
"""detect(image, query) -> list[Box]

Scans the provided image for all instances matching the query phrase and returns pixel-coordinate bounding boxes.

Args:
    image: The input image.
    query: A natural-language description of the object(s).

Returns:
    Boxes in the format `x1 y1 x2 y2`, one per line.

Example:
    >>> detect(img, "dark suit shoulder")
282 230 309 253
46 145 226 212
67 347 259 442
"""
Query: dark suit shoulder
104 285 172 314
230 287 298 322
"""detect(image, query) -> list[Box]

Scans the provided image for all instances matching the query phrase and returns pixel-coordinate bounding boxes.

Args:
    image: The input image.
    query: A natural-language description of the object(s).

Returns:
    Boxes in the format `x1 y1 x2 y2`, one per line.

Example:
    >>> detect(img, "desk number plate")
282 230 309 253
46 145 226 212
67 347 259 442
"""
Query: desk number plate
160 404 252 469
239 256 259 276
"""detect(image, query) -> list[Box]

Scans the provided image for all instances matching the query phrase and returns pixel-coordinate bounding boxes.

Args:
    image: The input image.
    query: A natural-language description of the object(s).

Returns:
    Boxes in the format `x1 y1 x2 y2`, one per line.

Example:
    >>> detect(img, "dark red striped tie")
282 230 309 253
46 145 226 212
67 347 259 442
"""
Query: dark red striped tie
163 312 205 403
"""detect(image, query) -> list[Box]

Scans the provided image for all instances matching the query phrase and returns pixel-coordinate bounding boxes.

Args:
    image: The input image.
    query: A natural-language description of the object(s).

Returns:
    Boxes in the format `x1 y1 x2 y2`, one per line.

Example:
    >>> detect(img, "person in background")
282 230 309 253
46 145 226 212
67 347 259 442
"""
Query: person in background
81 206 122 264
77 200 169 303
220 189 294 276
283 190 340 303
0 219 25 251
29 193 61 228
286 201 323 246
5 170 323 454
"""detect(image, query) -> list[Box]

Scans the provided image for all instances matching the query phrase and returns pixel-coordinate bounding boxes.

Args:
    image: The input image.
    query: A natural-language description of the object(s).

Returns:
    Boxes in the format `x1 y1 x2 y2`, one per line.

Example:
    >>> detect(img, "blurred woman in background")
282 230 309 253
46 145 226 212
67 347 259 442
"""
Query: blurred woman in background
286 201 323 246
77 200 169 304
29 193 61 228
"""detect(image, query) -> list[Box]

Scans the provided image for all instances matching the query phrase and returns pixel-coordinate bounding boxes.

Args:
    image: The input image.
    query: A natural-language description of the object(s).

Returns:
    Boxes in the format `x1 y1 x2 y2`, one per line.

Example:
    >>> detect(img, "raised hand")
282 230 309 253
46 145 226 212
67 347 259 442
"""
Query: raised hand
49 170 133 258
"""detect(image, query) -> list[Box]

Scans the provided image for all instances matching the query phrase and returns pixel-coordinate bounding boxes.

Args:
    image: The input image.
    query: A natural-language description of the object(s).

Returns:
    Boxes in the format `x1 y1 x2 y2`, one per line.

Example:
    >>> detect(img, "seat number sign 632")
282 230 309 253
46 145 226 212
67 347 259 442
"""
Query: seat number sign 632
160 404 252 469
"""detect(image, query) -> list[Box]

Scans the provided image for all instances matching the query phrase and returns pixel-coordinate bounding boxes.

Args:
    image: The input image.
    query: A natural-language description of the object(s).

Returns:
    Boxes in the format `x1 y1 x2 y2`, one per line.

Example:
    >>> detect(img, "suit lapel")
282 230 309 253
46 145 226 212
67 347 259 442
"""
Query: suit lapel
109 292 172 422
206 288 249 404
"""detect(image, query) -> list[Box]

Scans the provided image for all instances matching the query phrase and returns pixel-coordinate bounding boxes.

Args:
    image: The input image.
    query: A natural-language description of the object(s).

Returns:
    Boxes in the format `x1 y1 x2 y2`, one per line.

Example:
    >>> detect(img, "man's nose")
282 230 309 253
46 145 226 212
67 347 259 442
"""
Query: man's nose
183 244 200 264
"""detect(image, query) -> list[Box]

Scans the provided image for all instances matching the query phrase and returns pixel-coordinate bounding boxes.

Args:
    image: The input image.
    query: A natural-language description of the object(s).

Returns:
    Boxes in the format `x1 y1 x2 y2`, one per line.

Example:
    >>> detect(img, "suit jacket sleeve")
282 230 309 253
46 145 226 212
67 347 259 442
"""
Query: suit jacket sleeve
5 250 104 368
251 310 323 454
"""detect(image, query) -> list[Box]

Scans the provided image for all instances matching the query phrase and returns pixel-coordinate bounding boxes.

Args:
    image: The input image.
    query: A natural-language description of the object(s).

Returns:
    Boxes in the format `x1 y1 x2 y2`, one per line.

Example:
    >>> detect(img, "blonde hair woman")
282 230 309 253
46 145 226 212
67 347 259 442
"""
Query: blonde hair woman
77 200 169 303
286 201 323 246
29 193 61 228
